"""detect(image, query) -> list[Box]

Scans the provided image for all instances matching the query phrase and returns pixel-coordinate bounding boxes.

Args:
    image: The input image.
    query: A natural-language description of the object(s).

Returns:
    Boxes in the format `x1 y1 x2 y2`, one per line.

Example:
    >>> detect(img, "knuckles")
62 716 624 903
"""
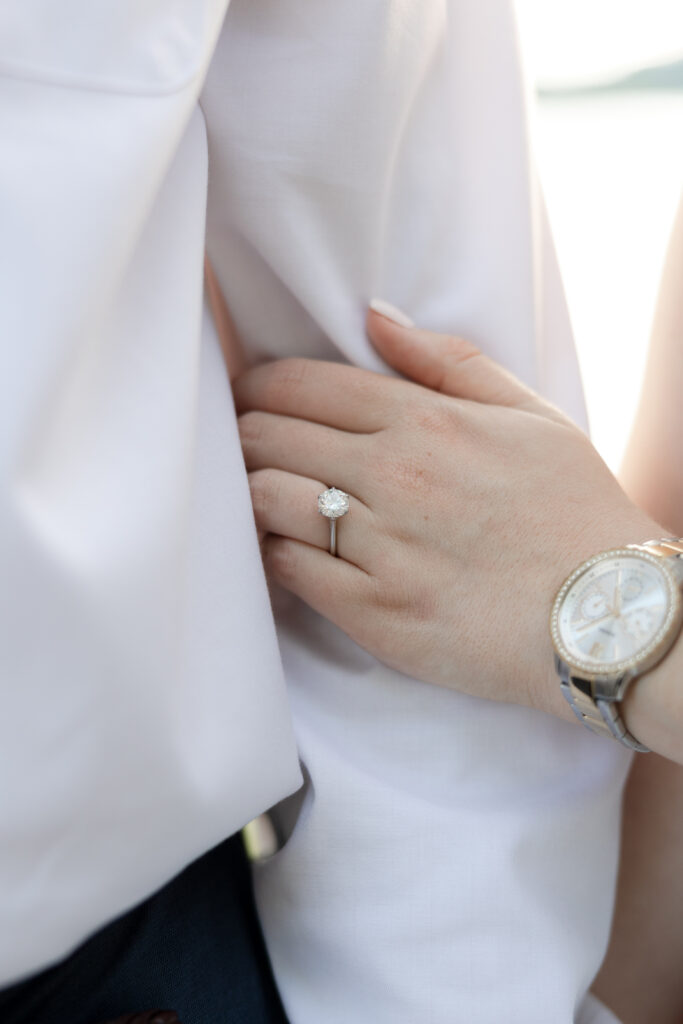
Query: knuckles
363 394 470 499
365 440 443 498
366 555 437 622
248 469 280 517
445 334 482 364
383 453 430 491
368 570 409 612
411 394 462 437
237 410 269 447
263 535 298 581
257 357 315 406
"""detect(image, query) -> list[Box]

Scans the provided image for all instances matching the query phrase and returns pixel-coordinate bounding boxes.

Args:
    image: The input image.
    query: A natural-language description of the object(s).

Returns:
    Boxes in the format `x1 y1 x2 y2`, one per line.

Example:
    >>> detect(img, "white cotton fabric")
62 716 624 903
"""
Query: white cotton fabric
1 2 627 1020
577 994 624 1024
202 2 629 1022
0 0 301 985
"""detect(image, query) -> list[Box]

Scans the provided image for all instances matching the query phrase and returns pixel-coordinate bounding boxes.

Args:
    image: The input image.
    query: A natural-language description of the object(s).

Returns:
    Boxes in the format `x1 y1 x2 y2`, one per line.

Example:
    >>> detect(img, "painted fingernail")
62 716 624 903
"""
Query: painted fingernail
369 298 415 328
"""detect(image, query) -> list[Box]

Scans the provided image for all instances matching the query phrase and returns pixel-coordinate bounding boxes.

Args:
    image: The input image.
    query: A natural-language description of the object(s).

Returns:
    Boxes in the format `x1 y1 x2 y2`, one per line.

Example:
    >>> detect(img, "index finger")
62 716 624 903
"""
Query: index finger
233 357 401 433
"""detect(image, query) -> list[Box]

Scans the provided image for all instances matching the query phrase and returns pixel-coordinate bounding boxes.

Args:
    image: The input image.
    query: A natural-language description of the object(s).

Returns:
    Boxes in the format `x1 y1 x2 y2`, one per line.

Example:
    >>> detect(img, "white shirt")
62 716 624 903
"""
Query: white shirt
202 3 628 1022
0 0 300 985
1 2 623 1021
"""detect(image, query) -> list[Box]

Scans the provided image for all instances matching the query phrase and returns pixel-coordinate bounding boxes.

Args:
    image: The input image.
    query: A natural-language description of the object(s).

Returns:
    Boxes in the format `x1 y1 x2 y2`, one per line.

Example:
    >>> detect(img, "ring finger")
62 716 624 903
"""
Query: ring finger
248 468 376 570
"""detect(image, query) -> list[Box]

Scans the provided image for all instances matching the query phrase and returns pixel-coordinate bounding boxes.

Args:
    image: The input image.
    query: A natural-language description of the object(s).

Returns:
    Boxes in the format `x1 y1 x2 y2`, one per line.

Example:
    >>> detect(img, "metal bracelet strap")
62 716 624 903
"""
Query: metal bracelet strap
627 537 683 558
557 654 650 750
559 673 650 752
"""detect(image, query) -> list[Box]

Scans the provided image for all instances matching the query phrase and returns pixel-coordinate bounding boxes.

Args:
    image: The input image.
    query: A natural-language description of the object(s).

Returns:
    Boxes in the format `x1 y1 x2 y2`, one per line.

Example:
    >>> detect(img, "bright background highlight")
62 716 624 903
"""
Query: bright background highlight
516 1 683 470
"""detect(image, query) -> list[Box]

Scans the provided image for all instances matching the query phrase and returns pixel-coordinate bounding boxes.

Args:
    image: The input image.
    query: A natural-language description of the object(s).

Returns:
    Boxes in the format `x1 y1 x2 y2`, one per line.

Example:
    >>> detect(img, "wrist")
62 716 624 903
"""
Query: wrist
532 507 659 720
539 505 675 732
621 645 683 763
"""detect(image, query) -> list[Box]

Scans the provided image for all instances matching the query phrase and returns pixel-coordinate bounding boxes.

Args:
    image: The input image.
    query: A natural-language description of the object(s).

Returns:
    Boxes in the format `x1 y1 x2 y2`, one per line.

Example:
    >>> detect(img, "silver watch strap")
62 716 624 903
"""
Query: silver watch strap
559 536 683 753
557 664 649 752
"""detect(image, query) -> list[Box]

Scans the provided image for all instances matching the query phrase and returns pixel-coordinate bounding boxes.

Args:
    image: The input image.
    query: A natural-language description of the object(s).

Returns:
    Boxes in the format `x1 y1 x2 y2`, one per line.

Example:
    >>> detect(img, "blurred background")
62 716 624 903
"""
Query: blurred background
515 0 683 470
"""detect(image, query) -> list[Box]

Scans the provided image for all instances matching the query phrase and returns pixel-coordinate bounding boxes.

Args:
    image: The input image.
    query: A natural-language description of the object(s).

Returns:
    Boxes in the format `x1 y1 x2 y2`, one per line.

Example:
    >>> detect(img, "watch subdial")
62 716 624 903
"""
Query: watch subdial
580 591 609 621
623 608 655 640
621 575 644 603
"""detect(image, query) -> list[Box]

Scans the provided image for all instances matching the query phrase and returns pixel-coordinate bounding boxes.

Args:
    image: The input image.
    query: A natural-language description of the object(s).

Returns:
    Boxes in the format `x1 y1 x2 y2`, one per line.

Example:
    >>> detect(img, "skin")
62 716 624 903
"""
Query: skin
235 197 683 1023
234 312 680 747
592 197 683 1024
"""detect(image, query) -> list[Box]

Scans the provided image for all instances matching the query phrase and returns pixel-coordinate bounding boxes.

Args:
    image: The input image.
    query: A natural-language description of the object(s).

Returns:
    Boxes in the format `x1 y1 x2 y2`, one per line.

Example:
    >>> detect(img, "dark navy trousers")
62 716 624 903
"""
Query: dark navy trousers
0 834 289 1024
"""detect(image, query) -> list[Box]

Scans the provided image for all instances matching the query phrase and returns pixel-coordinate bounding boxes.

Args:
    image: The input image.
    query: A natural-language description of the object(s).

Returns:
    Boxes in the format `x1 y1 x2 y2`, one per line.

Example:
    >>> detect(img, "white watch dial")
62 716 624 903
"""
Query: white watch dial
553 552 678 675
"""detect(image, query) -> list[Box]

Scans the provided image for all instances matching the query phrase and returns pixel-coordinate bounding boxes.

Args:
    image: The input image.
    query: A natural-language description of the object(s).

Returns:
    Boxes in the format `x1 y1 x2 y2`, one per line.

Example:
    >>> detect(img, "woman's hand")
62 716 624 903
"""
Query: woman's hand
234 305 658 719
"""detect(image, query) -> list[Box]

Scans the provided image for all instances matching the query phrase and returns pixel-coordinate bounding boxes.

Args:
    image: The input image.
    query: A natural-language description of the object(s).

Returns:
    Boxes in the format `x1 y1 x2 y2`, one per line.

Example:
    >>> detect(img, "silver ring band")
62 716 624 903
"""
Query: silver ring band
318 487 350 557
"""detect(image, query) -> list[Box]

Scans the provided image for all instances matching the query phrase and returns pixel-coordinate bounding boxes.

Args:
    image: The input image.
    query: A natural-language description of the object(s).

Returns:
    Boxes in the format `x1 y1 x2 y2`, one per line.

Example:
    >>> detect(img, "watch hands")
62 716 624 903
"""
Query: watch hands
614 568 622 616
576 610 616 633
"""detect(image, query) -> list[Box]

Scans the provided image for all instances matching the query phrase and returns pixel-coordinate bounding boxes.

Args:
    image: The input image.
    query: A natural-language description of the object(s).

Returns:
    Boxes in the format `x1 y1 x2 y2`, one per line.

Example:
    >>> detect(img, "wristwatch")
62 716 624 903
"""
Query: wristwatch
551 537 683 752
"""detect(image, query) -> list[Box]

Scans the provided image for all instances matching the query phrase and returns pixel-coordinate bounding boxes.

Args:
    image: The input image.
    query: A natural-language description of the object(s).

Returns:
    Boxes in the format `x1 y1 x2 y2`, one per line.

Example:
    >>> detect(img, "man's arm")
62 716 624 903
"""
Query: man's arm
592 195 683 1024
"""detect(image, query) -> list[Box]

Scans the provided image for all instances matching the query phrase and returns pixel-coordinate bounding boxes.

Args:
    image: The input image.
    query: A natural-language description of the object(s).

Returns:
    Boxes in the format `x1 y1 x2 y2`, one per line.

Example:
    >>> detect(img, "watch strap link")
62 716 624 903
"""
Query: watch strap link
558 666 650 752
627 537 683 560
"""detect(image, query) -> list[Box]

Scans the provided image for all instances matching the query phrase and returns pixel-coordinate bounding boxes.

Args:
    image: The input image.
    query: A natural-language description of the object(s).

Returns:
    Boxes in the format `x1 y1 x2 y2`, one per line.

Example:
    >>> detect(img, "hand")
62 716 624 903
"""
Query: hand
235 307 658 718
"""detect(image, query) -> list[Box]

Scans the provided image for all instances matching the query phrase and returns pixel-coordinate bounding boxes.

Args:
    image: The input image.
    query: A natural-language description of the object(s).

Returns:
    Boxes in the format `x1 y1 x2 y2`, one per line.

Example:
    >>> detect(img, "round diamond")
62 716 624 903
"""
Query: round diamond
318 487 350 519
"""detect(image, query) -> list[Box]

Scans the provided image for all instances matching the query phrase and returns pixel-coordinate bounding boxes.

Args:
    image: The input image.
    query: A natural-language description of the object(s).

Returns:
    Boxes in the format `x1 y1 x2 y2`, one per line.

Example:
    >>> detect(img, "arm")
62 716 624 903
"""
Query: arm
591 196 683 1024
234 300 683 761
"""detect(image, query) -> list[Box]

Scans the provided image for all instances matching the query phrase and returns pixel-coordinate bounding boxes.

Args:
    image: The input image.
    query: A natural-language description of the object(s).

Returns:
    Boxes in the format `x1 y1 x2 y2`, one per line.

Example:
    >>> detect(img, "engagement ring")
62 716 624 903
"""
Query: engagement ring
318 487 350 557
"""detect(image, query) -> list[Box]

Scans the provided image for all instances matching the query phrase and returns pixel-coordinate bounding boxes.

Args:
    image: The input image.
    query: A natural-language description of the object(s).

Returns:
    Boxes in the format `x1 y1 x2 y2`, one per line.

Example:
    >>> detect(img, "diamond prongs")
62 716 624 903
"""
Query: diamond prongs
318 487 350 519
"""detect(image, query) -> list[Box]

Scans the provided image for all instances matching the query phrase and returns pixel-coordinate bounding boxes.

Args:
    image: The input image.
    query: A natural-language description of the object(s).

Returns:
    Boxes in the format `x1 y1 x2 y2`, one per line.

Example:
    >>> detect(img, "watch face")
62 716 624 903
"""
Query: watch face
551 550 681 676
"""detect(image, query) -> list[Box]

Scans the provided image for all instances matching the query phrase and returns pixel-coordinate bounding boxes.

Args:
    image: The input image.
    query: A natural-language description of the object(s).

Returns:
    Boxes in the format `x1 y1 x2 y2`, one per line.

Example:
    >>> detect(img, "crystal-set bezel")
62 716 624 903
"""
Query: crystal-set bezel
550 547 682 677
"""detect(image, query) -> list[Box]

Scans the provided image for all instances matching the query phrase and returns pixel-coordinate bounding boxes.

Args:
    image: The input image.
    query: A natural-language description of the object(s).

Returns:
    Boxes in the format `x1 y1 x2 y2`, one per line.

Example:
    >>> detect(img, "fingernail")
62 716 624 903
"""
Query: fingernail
369 298 414 328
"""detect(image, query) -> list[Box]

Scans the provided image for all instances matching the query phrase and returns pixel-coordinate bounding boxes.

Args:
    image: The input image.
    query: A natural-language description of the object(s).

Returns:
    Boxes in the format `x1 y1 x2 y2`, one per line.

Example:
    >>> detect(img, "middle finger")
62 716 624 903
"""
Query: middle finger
239 411 369 498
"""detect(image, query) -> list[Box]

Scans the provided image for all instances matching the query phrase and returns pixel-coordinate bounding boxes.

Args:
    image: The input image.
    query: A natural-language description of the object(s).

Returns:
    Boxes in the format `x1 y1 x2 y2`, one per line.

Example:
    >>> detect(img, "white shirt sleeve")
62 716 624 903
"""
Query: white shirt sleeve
0 1 300 985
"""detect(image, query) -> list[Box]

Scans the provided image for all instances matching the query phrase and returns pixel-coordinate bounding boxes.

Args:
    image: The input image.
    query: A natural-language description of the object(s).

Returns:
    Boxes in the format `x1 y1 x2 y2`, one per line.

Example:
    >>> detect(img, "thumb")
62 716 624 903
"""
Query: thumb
367 299 564 421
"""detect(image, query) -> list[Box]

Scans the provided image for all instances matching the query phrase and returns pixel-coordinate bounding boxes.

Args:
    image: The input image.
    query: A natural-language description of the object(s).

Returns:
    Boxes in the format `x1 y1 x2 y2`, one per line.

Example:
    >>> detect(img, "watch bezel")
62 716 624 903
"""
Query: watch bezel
550 547 683 680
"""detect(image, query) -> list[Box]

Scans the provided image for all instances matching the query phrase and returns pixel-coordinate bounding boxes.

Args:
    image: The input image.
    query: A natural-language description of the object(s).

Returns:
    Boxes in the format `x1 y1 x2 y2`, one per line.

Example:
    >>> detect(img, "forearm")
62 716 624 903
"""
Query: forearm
572 195 683 764
592 752 683 1024
617 196 683 761
591 195 683 1023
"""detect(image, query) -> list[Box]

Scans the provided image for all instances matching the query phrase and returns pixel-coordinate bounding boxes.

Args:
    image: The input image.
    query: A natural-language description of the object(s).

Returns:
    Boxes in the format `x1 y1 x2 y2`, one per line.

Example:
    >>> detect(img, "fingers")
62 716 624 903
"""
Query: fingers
248 468 374 568
261 534 375 634
367 305 564 421
233 357 404 433
239 410 369 497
